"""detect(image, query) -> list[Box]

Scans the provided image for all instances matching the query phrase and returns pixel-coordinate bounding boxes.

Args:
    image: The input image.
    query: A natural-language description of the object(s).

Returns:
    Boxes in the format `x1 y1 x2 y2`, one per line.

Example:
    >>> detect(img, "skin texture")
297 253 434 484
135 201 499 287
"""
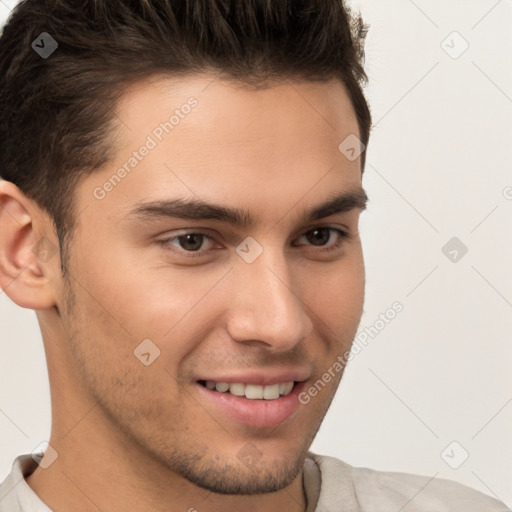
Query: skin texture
0 74 366 512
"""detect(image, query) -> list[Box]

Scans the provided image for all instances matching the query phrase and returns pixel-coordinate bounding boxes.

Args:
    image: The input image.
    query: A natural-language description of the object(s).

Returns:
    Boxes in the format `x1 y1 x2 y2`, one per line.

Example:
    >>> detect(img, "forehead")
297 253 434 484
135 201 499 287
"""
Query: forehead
116 73 359 140
78 74 362 228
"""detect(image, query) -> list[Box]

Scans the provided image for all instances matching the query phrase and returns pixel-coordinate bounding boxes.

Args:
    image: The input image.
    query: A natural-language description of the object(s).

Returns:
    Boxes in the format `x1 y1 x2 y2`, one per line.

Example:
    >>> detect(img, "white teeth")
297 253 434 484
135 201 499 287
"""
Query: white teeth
215 382 230 392
263 383 280 400
281 382 294 395
203 380 295 399
245 384 263 399
228 383 245 396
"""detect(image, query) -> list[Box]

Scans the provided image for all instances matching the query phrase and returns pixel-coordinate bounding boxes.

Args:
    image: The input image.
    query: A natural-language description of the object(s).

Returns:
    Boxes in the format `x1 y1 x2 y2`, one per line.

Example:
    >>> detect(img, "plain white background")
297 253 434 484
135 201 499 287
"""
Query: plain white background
1 0 511 507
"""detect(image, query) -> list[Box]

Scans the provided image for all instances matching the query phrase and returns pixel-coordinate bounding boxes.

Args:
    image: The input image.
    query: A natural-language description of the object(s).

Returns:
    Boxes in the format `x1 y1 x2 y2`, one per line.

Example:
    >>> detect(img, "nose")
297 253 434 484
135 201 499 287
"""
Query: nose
224 248 314 352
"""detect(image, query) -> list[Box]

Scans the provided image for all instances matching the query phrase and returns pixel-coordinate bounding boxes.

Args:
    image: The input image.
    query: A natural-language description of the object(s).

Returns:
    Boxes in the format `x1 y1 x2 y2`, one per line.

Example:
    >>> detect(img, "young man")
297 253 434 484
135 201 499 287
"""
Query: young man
0 1 508 511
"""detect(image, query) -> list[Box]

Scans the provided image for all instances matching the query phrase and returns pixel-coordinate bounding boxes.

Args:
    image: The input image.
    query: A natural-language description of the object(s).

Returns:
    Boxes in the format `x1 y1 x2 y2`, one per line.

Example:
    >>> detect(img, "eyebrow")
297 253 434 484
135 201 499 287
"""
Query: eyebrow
125 188 368 228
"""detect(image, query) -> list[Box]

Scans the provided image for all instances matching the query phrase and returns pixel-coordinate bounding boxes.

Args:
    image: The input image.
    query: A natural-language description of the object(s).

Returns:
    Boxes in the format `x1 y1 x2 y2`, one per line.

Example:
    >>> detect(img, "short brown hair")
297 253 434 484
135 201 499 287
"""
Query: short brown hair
0 0 371 275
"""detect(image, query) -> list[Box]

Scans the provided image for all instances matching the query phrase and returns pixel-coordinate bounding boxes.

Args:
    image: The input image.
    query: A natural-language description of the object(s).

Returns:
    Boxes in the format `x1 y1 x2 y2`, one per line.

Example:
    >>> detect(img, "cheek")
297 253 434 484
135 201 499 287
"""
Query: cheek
71 245 190 338
62 277 188 423
300 253 365 326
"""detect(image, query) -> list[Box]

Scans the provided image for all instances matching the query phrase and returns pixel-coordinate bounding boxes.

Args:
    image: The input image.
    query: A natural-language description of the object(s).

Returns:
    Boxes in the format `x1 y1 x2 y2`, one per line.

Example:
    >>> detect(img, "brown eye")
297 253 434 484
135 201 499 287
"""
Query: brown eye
295 227 348 250
161 231 216 257
175 233 205 252
305 228 332 246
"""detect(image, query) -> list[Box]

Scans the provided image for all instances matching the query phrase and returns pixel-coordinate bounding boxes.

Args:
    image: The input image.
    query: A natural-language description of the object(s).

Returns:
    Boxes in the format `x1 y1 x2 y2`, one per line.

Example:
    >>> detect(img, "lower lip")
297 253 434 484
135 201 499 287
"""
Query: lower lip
195 381 306 428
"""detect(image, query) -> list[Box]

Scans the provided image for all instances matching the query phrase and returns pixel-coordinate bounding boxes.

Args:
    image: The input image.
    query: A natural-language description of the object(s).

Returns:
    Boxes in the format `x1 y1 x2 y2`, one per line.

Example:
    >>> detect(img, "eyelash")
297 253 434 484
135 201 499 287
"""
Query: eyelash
160 227 350 259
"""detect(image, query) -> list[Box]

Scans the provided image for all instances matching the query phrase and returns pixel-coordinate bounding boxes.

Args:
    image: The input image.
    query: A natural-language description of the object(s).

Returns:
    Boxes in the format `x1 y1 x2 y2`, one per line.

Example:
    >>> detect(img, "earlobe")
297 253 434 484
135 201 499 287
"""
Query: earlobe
0 180 58 310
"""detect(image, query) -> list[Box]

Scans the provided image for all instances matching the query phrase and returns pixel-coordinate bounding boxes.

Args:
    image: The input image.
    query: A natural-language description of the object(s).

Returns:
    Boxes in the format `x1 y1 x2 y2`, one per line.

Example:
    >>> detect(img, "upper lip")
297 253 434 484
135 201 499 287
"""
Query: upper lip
196 369 310 386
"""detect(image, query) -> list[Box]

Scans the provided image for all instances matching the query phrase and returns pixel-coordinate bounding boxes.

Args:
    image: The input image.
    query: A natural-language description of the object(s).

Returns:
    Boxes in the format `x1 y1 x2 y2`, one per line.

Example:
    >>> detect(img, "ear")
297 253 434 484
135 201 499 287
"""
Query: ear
0 179 59 309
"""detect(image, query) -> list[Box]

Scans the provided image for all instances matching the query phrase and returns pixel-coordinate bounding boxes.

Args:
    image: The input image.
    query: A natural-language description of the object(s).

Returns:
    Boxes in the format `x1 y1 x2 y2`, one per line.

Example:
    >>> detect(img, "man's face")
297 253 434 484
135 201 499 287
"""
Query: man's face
56 75 366 494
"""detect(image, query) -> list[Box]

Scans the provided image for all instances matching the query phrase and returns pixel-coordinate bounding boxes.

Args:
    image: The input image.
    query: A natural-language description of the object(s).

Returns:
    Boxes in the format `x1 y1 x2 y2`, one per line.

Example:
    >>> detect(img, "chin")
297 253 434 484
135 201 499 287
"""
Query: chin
159 442 307 496
180 455 304 495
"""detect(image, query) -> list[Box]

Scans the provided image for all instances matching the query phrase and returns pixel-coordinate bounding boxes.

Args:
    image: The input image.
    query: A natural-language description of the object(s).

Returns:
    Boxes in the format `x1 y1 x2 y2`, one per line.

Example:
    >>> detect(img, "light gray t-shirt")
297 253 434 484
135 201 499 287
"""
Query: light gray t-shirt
0 451 509 511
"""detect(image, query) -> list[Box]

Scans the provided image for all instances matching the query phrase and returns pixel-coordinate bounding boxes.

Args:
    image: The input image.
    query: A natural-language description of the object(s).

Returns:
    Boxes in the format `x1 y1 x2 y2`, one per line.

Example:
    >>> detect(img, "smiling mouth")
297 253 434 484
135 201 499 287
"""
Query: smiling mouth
197 380 296 400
